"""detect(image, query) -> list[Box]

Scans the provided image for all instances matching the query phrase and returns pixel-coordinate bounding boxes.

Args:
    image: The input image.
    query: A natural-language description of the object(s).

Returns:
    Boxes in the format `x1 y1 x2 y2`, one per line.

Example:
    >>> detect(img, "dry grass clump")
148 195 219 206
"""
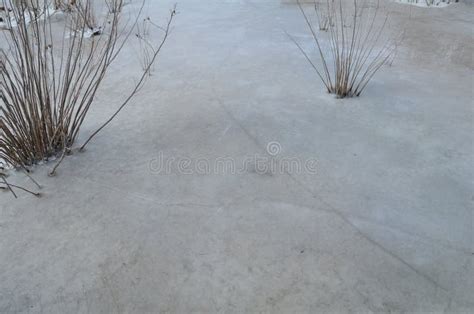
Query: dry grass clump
1 0 176 174
291 0 395 98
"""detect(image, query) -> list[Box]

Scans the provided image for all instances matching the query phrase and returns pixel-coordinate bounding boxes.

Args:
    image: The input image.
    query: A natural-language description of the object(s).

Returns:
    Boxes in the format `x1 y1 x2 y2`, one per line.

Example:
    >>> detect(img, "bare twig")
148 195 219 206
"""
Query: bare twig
0 174 17 198
80 5 177 150
0 182 42 197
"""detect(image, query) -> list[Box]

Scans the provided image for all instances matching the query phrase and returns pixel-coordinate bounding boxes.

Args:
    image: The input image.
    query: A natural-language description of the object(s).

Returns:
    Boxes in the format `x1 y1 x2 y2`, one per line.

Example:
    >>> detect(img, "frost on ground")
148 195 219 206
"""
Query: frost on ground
0 0 473 312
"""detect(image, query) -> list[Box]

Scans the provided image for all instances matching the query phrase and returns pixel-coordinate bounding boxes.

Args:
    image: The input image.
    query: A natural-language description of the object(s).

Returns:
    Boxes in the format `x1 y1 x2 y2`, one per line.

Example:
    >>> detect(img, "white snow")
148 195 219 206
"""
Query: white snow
394 0 455 7
66 26 103 39
0 6 57 29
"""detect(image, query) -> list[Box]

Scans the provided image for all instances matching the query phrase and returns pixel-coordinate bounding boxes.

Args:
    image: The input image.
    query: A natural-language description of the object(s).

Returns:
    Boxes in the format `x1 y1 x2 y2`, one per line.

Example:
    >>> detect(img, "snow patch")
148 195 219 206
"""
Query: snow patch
0 6 101 38
0 7 57 29
394 0 456 7
66 26 103 39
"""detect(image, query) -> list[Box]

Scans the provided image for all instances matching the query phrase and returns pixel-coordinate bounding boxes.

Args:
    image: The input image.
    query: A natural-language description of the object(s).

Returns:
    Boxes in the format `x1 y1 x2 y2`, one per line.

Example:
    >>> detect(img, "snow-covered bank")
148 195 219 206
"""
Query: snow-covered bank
394 0 457 7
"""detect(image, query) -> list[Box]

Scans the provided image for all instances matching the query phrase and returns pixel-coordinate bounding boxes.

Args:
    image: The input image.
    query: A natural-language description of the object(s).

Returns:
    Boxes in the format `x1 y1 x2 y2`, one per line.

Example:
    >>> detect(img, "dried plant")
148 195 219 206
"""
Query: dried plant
291 0 395 98
136 16 159 74
1 0 176 172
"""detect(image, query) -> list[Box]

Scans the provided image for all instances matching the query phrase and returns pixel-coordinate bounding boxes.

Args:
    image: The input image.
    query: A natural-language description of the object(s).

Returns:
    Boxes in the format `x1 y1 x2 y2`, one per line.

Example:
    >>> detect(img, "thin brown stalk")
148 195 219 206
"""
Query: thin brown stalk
80 5 176 150
0 181 42 197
